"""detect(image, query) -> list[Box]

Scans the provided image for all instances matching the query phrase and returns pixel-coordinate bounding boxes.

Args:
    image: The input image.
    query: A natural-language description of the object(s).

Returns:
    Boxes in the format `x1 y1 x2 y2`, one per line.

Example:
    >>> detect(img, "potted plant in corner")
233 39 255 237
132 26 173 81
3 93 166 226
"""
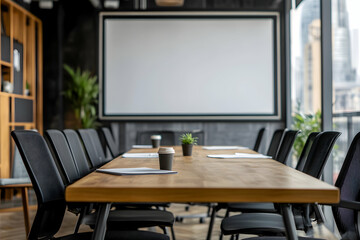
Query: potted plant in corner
63 64 99 129
180 133 198 156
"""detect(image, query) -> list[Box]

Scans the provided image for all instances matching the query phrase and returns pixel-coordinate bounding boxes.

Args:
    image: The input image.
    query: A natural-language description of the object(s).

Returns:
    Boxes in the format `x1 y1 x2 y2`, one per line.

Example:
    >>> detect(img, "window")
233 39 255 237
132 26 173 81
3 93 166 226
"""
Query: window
332 0 360 182
290 0 322 166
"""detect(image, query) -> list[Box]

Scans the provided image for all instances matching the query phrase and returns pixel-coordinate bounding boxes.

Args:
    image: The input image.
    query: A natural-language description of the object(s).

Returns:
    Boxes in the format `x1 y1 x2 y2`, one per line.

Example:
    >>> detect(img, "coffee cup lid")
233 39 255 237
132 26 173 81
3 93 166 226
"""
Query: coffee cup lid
158 147 175 154
151 135 162 140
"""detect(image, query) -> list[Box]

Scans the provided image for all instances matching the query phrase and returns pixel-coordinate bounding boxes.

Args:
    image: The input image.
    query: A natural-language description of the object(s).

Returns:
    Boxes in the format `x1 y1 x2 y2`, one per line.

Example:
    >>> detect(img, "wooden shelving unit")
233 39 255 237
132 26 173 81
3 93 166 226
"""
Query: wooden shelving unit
0 0 42 179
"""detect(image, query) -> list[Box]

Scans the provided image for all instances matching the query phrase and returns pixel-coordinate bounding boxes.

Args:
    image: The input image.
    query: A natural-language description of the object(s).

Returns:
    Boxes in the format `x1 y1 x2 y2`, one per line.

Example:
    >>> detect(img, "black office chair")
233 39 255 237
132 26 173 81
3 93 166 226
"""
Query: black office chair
46 129 94 224
266 129 287 158
88 128 113 161
45 129 175 237
100 127 122 158
46 130 82 184
253 128 266 152
11 130 170 240
206 132 318 240
63 129 92 177
244 131 360 240
274 130 300 165
78 129 109 168
136 130 176 146
220 131 341 238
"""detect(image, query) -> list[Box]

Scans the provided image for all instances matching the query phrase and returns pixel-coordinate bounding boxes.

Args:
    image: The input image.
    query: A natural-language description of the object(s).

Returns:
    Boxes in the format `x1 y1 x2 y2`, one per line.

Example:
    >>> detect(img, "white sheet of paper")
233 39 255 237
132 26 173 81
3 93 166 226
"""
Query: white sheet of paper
235 153 272 158
96 167 177 175
207 154 271 159
202 146 249 150
132 145 153 149
122 153 159 158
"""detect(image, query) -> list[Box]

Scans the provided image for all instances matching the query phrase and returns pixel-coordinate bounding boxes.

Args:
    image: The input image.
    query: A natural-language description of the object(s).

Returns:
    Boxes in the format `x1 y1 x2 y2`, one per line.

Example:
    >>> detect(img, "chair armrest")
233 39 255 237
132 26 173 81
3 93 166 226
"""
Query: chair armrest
325 200 360 211
338 200 360 211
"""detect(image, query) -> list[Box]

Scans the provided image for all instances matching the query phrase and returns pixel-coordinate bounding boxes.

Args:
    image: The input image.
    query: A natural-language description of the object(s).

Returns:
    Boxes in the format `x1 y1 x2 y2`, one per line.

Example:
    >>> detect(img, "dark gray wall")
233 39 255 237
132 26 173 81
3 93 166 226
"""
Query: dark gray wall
32 0 286 151
111 121 284 154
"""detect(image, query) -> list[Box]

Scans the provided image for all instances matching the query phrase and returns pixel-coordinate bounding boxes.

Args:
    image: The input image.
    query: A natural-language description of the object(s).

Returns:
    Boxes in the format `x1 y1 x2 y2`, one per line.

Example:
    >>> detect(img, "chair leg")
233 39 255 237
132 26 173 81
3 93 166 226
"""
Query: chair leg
74 207 87 234
20 187 30 238
161 226 168 234
225 209 230 218
170 226 176 240
206 205 217 240
4 188 13 200
313 203 325 224
218 209 229 240
303 204 313 231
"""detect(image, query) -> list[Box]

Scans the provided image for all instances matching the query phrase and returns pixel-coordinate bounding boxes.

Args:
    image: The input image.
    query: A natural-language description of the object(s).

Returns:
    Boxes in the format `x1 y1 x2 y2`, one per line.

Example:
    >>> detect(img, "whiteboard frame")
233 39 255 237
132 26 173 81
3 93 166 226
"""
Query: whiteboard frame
99 11 281 121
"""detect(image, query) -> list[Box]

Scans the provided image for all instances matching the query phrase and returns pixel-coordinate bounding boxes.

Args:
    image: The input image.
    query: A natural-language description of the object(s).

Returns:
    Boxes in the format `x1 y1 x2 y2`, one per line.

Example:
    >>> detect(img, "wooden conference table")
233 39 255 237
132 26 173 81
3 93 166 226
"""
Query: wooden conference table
66 146 339 240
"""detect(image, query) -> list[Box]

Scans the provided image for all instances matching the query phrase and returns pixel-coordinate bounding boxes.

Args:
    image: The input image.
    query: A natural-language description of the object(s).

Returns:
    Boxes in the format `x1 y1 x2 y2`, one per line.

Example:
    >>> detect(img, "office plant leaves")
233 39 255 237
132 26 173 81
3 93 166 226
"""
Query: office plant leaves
63 64 99 129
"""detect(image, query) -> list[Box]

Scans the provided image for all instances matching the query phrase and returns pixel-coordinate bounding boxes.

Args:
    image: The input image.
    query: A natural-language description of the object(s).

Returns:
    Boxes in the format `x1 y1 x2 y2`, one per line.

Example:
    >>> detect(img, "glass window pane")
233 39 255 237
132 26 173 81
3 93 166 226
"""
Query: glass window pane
332 0 360 182
290 0 322 167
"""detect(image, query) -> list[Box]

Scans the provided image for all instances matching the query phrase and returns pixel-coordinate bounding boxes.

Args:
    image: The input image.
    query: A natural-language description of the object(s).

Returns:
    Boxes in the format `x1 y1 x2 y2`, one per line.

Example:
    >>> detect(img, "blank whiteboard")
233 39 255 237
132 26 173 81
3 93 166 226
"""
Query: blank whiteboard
99 12 280 120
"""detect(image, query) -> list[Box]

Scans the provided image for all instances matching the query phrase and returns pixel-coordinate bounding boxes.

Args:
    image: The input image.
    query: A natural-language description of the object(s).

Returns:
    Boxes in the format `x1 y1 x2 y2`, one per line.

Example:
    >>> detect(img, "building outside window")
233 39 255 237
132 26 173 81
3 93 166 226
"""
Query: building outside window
332 0 360 181
290 0 322 167
292 0 360 182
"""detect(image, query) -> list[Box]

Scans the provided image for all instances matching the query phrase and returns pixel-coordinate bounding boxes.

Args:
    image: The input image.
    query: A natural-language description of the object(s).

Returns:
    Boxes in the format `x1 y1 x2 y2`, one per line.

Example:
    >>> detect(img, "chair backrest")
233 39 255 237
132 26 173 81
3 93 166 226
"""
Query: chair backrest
63 129 92 176
253 127 266 152
275 130 300 165
190 130 205 146
100 127 121 158
333 132 360 238
87 128 110 161
266 129 286 158
12 145 29 179
78 129 107 168
11 130 66 239
302 131 341 179
137 130 176 146
12 130 38 179
45 130 81 185
295 132 320 172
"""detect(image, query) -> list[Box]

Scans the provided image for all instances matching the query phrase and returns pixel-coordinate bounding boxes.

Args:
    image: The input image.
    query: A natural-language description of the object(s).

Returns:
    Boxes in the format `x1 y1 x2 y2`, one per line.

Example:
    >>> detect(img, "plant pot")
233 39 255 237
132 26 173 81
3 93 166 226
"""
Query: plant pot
24 89 30 96
182 144 193 156
64 110 82 129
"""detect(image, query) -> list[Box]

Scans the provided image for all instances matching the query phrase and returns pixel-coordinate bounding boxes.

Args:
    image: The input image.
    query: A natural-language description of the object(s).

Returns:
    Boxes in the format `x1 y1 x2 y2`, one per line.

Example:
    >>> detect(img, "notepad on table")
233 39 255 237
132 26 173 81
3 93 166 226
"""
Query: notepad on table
122 153 159 158
132 145 153 149
96 167 177 175
207 153 271 159
235 153 272 158
202 146 249 150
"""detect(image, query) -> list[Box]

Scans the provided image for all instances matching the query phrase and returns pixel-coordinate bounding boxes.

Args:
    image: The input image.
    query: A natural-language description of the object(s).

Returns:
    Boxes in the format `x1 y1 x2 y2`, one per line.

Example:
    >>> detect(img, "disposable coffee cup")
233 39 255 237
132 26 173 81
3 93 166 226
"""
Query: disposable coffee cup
151 135 162 148
158 147 175 170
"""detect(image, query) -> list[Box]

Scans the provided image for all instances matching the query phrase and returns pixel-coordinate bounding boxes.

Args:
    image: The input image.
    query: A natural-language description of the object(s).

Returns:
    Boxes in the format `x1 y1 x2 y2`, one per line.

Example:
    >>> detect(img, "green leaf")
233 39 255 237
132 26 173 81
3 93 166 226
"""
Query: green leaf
179 133 198 145
291 110 322 159
63 64 99 128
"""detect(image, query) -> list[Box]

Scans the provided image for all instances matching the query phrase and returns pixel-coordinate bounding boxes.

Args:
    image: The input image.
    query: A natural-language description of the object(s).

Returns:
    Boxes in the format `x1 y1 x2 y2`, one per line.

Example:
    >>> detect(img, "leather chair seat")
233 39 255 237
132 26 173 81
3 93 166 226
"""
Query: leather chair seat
221 213 285 236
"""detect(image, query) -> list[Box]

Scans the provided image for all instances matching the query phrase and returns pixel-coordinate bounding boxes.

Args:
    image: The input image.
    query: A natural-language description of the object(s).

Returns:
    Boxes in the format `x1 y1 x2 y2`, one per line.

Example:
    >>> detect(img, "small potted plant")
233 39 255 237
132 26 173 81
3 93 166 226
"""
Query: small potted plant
24 82 30 96
180 133 198 156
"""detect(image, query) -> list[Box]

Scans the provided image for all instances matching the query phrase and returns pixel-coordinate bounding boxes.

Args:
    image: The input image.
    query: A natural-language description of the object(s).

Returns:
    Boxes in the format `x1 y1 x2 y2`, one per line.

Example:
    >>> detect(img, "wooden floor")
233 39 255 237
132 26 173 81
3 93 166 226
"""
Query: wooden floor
0 202 339 240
